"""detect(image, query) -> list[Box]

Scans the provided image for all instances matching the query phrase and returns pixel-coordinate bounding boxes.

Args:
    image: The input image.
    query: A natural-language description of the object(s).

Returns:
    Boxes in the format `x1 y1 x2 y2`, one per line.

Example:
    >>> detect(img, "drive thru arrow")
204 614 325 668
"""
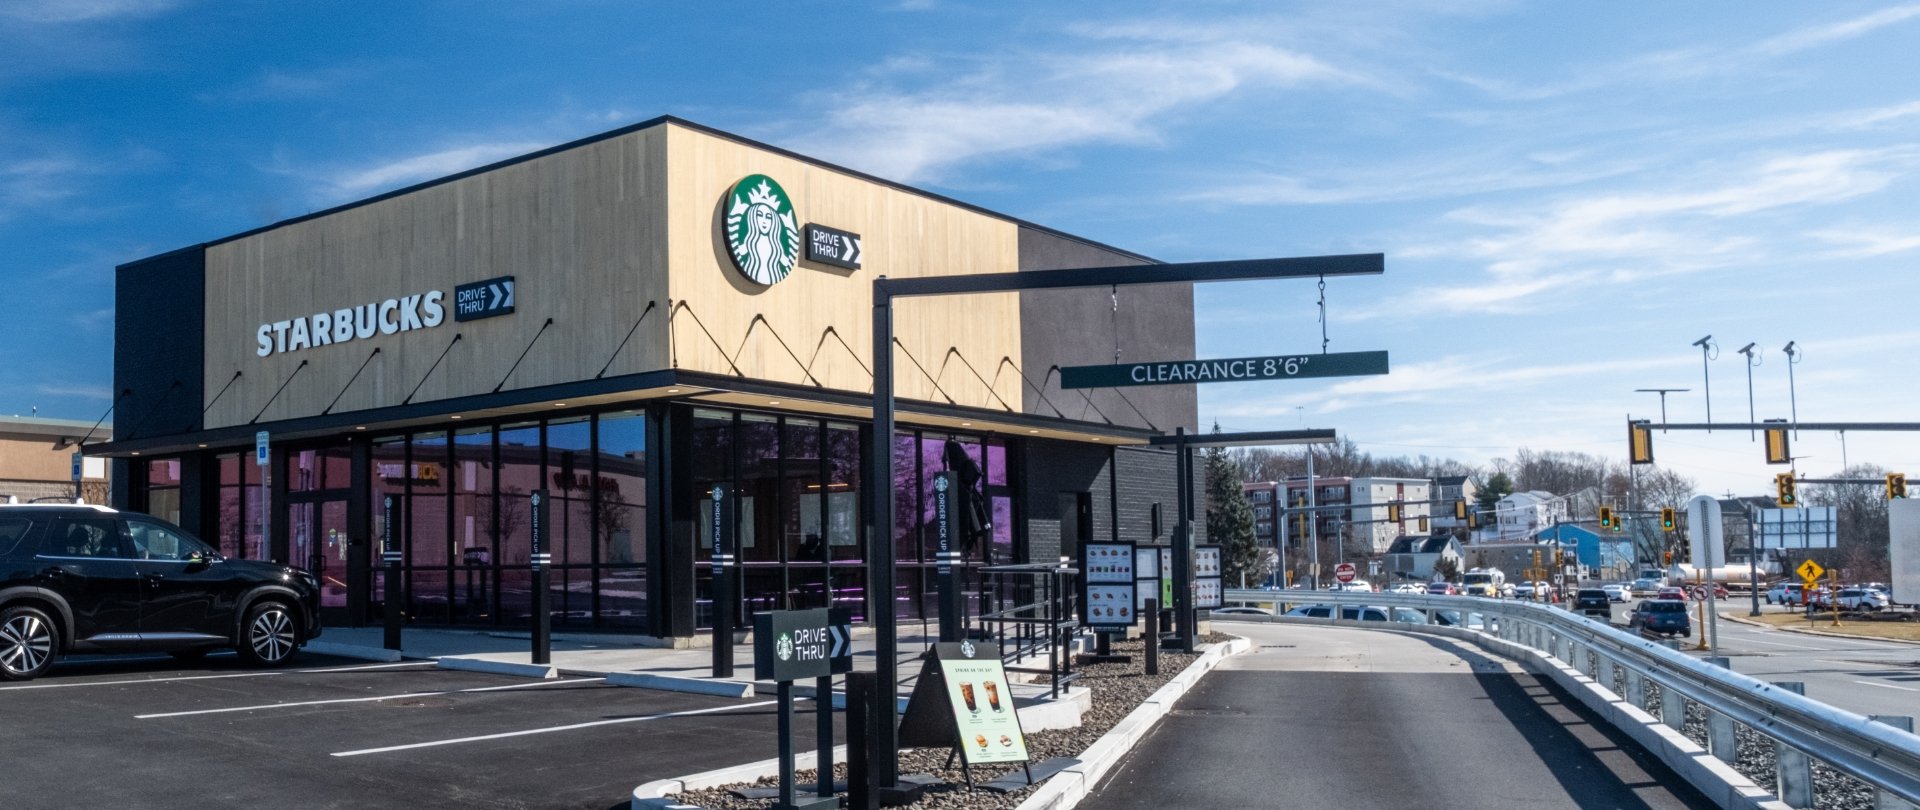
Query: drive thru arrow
828 623 850 658
842 235 861 266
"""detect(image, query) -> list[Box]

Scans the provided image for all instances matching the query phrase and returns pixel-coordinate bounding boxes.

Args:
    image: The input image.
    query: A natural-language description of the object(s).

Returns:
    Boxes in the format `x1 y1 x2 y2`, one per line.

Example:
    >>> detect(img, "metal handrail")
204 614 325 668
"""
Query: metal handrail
980 564 1081 698
1222 588 1920 807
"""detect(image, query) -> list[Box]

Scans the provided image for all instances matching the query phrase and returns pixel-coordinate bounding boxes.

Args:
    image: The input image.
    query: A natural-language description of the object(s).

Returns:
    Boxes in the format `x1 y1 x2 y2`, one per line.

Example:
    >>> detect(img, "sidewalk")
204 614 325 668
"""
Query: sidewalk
309 624 1091 727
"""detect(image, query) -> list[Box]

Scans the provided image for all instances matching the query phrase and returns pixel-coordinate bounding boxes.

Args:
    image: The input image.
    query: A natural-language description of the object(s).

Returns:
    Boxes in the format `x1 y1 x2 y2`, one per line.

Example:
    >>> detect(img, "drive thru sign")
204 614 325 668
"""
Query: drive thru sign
1334 562 1357 583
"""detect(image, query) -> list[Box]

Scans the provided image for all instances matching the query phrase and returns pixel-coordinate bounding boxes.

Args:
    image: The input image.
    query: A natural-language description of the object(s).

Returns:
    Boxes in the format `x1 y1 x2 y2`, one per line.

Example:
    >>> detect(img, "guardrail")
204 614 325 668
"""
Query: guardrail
979 563 1081 698
1222 588 1920 809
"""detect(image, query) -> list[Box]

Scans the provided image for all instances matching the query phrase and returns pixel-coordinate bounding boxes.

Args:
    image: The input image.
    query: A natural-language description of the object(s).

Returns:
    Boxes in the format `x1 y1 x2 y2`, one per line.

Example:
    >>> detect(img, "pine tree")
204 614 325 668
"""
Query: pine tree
1205 429 1265 587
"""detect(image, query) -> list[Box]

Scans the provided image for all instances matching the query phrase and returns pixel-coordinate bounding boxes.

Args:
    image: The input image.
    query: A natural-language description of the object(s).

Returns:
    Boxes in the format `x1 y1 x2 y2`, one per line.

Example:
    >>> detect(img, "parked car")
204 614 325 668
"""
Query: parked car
0 504 323 681
1834 588 1889 612
1389 583 1426 595
1513 582 1536 599
1211 606 1272 617
1425 582 1457 596
1656 586 1688 601
1283 604 1428 625
1765 581 1806 605
1627 599 1692 638
1572 588 1612 618
1630 578 1661 597
1601 583 1630 602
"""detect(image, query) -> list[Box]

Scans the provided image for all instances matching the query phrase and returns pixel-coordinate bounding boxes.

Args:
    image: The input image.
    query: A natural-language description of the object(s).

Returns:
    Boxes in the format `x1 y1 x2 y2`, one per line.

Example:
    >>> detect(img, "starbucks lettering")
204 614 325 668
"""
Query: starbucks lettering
254 289 446 357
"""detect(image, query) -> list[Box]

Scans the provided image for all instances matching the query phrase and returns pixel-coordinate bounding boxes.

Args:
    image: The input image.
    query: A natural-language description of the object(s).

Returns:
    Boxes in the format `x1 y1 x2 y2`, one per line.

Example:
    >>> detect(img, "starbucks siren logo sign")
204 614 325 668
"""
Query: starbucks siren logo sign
723 174 801 286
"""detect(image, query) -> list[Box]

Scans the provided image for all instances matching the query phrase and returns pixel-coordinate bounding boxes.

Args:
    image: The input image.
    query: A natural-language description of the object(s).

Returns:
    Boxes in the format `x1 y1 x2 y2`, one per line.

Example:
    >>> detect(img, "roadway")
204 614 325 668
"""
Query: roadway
1085 621 1714 809
1578 595 1920 719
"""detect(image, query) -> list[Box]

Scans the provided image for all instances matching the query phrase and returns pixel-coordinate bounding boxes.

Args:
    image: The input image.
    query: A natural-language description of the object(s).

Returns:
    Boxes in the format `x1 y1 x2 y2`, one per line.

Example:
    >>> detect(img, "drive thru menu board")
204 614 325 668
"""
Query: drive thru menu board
936 641 1030 766
1083 542 1137 627
1134 547 1161 610
1195 544 1224 609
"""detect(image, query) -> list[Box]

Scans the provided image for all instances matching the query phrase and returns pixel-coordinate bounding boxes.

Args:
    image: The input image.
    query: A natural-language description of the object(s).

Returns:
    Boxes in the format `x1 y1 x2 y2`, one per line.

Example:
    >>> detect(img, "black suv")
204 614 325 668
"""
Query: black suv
0 504 321 681
1572 588 1612 619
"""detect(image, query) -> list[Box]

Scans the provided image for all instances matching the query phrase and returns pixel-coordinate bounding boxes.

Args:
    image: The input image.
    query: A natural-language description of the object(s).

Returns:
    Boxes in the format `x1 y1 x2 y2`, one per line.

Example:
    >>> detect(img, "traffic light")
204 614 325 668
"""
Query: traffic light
1764 419 1791 465
1387 503 1402 522
1775 472 1798 507
1553 550 1564 568
1628 419 1653 465
1466 511 1479 529
1660 507 1676 532
1889 473 1908 500
1417 516 1429 533
1663 550 1673 565
1532 549 1542 569
1454 499 1467 520
1598 506 1614 529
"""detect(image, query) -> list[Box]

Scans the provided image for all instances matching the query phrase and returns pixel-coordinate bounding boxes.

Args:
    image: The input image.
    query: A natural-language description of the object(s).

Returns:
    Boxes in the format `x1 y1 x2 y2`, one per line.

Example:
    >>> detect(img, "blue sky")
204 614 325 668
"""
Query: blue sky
3 1 1916 497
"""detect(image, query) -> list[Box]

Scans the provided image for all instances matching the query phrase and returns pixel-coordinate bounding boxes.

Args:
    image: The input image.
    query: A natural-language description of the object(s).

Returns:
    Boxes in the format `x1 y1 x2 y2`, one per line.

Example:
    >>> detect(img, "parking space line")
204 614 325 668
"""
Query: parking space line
0 660 434 692
137 677 607 719
330 699 778 757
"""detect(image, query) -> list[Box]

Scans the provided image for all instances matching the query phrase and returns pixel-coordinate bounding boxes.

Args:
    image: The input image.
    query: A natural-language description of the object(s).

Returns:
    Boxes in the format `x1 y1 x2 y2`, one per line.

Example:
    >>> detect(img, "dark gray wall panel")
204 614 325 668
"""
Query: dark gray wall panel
1016 227 1197 433
113 247 206 442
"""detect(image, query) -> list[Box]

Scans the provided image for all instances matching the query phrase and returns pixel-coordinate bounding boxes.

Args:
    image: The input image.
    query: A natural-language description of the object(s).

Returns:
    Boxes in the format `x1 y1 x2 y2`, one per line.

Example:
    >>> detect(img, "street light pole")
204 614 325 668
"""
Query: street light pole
1783 341 1800 439
1692 336 1715 432
1737 343 1759 441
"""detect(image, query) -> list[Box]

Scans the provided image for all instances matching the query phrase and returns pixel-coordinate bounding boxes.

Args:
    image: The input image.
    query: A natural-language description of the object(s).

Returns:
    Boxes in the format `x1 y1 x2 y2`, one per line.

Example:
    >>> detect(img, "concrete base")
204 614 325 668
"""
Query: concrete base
436 657 559 679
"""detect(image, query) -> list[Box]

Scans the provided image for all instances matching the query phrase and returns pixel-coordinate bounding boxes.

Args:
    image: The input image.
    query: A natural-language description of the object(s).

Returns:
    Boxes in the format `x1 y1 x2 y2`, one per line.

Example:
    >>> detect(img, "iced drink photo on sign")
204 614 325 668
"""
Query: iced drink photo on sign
961 682 978 713
984 681 1002 711
975 734 988 750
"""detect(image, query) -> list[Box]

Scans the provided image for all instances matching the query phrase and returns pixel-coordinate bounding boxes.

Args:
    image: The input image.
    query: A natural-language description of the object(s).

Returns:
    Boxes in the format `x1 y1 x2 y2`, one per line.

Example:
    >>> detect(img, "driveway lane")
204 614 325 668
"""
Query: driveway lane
1086 622 1714 809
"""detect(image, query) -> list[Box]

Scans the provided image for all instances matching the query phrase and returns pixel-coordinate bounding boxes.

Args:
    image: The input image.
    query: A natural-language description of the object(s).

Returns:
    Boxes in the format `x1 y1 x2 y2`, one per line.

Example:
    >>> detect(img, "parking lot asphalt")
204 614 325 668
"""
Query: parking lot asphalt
4 652 831 810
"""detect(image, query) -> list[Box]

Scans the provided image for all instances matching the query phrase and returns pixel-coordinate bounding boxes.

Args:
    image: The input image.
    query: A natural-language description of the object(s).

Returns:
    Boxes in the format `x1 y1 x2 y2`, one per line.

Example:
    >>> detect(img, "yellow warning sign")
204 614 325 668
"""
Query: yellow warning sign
1796 559 1824 586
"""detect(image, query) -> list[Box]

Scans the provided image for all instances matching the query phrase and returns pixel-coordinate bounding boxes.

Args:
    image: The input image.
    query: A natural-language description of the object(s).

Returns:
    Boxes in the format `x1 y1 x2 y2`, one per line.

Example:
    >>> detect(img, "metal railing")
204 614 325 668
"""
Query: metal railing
978 564 1081 698
1222 588 1920 809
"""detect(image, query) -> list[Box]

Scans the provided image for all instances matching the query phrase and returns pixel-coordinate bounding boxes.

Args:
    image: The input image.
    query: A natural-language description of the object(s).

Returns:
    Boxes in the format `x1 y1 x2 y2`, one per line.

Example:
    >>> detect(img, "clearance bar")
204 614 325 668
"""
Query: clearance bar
1059 349 1388 390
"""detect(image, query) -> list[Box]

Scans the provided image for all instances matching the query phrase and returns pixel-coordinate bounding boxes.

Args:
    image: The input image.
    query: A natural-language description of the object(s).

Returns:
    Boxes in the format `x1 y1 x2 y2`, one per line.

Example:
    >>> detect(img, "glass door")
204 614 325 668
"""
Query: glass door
289 498 351 613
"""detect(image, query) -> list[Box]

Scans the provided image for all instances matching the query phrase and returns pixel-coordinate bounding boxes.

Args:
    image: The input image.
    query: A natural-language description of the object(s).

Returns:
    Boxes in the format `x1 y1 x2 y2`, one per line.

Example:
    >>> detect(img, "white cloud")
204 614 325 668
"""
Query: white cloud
0 156 83 222
1751 4 1920 56
35 383 110 400
322 141 548 198
0 0 179 23
1807 227 1920 258
793 37 1363 183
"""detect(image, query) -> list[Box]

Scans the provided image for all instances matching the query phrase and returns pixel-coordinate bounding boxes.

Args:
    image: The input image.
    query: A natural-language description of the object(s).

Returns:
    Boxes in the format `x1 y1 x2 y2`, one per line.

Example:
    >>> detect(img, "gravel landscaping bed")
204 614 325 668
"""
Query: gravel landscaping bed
674 633 1233 810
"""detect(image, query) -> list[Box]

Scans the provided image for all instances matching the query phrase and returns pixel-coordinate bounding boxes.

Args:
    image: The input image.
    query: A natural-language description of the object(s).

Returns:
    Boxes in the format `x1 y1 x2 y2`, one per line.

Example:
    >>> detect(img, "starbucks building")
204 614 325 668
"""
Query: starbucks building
94 117 1201 639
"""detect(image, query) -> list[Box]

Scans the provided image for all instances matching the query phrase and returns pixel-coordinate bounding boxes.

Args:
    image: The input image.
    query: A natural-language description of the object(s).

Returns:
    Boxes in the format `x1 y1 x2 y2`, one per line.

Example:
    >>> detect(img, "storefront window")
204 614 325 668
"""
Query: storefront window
286 446 350 493
595 410 647 628
824 421 863 619
547 417 592 624
371 436 406 621
145 458 182 526
213 453 265 559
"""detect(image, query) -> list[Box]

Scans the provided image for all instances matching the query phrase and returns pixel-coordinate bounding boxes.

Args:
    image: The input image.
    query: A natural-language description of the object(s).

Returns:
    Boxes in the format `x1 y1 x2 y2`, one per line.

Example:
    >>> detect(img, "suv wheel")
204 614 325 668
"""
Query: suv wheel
236 602 300 667
0 605 60 681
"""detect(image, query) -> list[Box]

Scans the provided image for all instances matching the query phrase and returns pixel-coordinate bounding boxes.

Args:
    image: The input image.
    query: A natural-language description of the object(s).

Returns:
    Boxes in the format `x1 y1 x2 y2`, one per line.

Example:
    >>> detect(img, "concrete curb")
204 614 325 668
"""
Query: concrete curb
1011 636 1252 810
302 641 405 662
436 657 559 679
608 672 755 699
628 638 1252 810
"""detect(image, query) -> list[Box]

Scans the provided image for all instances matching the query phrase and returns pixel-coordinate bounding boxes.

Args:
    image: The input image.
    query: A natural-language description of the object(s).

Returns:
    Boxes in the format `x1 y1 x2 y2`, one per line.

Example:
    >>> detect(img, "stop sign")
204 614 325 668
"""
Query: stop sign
1334 563 1357 583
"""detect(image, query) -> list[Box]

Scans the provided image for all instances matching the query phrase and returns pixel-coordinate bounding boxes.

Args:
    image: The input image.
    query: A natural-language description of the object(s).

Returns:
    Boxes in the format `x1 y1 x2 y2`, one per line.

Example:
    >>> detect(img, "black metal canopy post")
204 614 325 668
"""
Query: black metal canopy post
382 494 402 651
866 253 1384 789
1172 427 1195 652
712 483 735 679
530 488 551 665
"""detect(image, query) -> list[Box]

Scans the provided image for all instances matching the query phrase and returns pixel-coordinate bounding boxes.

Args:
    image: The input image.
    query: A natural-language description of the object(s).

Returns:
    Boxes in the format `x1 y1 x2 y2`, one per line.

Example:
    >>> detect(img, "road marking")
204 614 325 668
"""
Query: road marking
330 699 779 757
0 660 433 692
1853 680 1920 692
138 677 606 719
1735 638 1825 650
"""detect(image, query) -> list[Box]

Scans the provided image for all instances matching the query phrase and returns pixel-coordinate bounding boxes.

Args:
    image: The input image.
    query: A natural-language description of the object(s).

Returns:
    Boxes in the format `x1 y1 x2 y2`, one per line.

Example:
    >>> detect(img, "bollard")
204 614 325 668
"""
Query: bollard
846 672 877 810
1871 716 1916 810
1144 598 1160 676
